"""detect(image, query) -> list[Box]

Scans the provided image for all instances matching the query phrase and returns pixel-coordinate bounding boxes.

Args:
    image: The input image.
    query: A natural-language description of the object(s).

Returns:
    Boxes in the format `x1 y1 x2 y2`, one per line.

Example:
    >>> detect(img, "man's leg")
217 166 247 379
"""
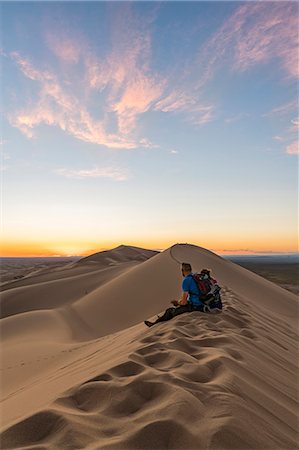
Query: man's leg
144 307 178 327
172 304 193 317
144 304 192 327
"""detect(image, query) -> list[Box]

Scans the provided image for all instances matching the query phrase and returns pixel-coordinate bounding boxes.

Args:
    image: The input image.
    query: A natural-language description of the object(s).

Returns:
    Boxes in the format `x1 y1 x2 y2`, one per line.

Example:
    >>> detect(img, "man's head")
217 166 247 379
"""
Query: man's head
181 262 192 277
200 268 211 279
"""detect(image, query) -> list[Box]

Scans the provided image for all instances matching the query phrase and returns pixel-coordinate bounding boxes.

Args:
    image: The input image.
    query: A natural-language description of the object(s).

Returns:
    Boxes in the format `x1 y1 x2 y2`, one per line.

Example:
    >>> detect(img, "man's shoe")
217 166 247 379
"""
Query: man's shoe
144 320 154 327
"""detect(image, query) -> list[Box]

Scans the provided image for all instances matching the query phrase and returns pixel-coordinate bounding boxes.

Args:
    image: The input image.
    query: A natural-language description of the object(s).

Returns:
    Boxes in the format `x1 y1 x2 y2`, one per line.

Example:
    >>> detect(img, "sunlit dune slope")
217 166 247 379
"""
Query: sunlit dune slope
0 246 158 319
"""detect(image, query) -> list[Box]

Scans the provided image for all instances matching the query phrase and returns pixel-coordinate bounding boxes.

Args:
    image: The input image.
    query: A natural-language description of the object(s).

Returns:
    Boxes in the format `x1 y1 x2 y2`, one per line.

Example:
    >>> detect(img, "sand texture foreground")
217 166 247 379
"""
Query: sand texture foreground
0 244 298 449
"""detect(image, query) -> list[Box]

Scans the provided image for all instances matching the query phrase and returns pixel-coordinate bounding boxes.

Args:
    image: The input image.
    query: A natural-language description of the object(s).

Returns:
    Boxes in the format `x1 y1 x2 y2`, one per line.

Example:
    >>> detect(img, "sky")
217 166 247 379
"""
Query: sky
1 1 298 257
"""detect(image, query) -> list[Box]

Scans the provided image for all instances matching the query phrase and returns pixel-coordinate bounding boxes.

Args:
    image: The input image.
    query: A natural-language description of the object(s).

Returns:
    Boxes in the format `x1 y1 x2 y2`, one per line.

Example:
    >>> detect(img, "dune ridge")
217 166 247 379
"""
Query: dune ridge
1 244 298 449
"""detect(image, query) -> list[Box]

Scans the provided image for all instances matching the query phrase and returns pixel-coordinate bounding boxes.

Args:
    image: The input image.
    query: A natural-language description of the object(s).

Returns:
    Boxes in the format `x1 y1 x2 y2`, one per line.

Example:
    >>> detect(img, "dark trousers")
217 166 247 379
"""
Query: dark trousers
153 303 204 324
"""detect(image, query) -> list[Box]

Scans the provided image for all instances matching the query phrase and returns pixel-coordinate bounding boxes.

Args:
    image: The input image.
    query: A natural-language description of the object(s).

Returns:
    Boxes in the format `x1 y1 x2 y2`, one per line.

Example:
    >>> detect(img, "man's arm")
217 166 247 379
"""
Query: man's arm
178 291 189 305
171 291 188 306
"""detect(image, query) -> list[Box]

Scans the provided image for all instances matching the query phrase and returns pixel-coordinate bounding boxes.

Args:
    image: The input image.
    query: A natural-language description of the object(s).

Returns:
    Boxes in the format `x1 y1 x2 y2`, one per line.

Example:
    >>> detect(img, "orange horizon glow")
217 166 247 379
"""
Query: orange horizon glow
1 237 298 257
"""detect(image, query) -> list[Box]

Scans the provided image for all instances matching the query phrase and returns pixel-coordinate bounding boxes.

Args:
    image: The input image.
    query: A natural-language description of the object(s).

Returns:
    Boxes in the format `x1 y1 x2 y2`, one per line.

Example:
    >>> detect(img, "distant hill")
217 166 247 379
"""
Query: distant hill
77 245 159 265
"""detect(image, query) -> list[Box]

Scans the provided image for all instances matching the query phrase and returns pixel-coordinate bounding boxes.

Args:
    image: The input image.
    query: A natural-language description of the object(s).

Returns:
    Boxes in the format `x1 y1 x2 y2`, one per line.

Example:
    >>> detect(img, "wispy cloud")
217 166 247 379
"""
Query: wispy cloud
224 112 250 124
271 117 299 155
154 91 193 113
196 2 298 84
6 2 298 150
289 118 299 132
112 74 165 135
55 166 129 181
154 91 215 126
8 5 163 150
264 100 298 117
232 6 298 78
9 52 139 149
45 33 81 64
286 141 299 155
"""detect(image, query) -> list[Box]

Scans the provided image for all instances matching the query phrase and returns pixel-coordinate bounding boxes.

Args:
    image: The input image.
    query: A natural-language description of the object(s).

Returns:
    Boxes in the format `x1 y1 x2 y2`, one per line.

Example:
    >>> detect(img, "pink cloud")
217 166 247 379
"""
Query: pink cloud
86 4 152 95
11 51 76 110
233 5 298 78
85 56 111 91
11 2 296 152
286 141 299 155
9 4 218 148
9 54 140 149
289 118 299 132
85 6 165 136
154 91 194 113
195 2 298 88
154 91 215 126
46 33 81 64
9 106 56 138
10 52 52 82
113 74 165 134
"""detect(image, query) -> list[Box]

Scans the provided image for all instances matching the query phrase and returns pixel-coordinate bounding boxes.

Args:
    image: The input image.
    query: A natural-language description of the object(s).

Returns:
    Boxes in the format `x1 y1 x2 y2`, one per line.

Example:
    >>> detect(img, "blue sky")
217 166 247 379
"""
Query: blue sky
1 1 298 256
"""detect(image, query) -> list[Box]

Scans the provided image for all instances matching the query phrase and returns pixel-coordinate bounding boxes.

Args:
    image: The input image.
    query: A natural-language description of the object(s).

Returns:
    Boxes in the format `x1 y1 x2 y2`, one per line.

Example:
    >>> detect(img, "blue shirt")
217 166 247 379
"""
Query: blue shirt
182 273 203 306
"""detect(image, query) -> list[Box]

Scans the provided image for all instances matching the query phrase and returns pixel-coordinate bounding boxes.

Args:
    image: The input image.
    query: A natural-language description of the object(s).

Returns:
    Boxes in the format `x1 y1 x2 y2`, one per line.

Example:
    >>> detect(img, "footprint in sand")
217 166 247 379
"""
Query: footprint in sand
0 410 66 448
108 361 145 378
82 372 113 384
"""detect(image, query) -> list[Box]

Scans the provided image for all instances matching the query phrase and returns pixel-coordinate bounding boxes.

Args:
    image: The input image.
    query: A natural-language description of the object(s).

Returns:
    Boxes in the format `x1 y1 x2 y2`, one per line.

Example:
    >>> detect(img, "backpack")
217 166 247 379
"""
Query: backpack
192 273 212 298
192 273 223 309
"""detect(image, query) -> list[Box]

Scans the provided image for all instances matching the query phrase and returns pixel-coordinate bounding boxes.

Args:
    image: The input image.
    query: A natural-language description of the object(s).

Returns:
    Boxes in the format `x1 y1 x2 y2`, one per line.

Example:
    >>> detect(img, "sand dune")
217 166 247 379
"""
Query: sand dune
1 244 298 449
0 245 158 319
78 245 159 265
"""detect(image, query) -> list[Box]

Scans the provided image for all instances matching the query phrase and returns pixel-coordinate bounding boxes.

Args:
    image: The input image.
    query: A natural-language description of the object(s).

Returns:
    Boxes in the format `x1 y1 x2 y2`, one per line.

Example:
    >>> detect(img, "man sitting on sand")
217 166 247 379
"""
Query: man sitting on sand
144 262 205 327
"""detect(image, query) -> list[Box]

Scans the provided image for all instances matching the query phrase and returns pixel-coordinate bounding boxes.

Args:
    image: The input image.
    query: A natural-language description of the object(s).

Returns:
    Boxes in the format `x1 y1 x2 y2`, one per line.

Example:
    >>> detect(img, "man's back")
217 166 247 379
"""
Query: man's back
182 273 202 305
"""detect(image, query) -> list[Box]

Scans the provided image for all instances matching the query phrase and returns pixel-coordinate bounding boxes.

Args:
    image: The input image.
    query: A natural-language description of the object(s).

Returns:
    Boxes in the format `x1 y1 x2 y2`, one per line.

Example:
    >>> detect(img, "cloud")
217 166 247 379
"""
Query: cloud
112 73 165 134
8 5 164 150
85 4 216 130
224 112 250 124
289 118 299 132
85 3 165 136
263 100 298 117
195 2 298 87
270 117 299 155
154 91 193 113
46 33 81 64
286 141 299 155
232 6 298 78
154 91 215 126
7 3 298 151
9 52 140 149
189 104 215 126
55 166 129 181
10 52 76 110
